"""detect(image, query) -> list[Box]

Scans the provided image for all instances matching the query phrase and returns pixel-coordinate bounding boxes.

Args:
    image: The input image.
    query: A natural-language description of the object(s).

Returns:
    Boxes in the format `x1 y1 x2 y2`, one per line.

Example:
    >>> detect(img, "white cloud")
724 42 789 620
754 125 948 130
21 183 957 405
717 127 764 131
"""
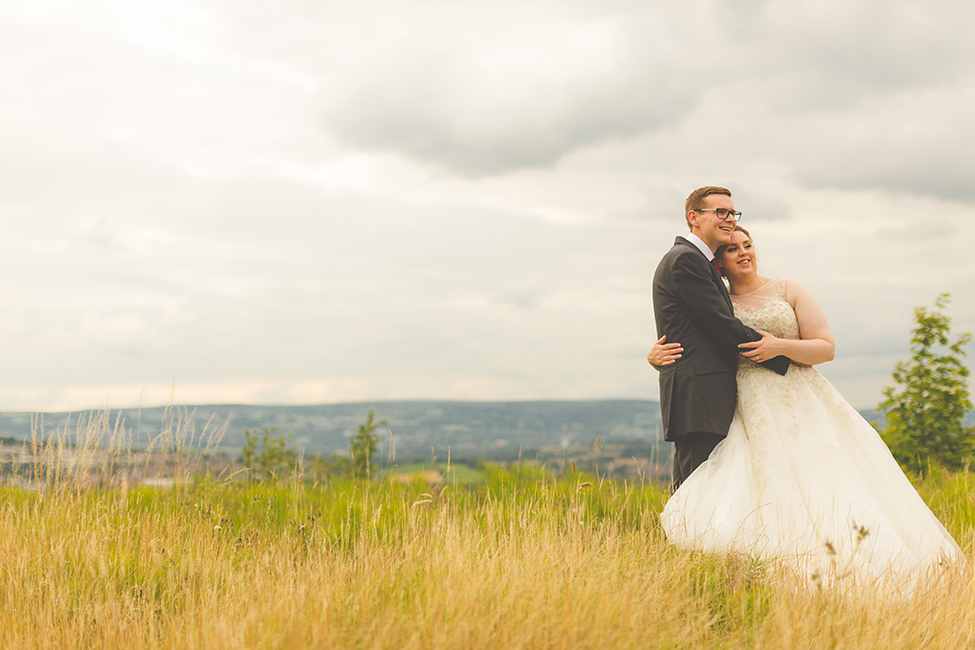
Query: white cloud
0 0 973 413
77 313 167 352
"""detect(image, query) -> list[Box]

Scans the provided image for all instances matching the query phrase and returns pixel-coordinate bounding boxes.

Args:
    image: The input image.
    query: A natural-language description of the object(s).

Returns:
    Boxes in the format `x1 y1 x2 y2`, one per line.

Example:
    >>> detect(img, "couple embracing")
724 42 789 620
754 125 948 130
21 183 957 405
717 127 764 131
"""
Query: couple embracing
650 186 962 588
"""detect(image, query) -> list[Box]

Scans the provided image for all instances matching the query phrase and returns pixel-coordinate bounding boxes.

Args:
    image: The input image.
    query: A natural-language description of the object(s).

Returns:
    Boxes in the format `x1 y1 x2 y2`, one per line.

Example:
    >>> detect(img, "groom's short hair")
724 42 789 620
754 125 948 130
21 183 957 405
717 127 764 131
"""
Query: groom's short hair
685 186 732 229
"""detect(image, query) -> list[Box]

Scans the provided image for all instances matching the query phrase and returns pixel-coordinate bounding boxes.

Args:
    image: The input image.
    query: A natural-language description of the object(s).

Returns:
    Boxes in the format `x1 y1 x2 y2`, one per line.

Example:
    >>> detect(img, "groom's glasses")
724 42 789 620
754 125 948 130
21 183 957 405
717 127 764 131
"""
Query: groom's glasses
695 208 742 222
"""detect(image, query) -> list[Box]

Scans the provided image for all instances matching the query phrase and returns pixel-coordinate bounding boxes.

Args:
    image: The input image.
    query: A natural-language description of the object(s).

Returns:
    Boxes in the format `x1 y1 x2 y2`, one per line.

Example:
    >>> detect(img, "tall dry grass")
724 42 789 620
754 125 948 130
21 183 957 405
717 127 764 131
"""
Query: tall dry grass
0 473 972 649
0 411 973 649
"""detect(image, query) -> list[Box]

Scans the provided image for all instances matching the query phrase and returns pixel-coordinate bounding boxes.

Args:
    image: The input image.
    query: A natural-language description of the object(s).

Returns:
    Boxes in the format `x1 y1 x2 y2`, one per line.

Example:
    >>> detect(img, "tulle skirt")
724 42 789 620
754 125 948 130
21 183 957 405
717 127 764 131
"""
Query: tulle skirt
660 364 963 590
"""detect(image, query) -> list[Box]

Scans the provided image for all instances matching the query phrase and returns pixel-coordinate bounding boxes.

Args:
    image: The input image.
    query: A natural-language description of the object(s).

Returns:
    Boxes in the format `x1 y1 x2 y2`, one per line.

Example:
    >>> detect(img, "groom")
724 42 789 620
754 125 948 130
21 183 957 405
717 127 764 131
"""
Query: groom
652 186 790 493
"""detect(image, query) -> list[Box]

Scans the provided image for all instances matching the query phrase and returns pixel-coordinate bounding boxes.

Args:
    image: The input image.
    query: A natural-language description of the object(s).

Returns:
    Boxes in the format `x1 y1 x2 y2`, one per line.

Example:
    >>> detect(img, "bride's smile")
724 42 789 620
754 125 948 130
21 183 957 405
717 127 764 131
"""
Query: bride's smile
718 230 759 285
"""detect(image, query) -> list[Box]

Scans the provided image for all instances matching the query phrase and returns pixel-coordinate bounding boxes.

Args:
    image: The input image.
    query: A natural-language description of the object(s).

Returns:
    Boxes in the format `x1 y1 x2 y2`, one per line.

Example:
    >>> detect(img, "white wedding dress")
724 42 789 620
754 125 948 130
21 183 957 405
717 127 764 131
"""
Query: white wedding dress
660 278 963 588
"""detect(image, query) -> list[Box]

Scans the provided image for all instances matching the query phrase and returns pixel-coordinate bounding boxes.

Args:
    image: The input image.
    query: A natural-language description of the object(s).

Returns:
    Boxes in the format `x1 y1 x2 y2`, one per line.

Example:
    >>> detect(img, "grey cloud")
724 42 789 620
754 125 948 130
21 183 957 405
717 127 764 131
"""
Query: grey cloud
708 2 975 202
493 289 547 310
322 65 695 176
624 71 975 205
316 0 975 190
727 188 794 223
715 0 975 102
806 164 975 205
318 7 700 176
790 90 975 202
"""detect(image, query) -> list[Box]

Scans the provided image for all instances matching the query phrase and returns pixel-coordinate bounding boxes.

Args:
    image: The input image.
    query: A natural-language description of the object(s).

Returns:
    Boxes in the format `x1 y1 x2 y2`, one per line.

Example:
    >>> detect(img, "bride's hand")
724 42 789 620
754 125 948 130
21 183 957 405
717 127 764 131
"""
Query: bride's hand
738 329 785 363
647 335 683 369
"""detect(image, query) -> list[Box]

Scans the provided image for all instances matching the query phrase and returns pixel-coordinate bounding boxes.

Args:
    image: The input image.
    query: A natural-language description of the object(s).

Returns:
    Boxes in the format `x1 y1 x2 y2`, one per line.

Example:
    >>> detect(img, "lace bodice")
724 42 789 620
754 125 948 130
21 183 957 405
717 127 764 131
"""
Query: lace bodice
731 276 832 451
731 278 799 341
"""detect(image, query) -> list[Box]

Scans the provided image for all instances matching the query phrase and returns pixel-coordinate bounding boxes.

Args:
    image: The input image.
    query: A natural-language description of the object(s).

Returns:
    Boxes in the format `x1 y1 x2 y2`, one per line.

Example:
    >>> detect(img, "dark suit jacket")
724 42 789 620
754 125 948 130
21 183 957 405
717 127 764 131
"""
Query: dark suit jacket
653 236 789 442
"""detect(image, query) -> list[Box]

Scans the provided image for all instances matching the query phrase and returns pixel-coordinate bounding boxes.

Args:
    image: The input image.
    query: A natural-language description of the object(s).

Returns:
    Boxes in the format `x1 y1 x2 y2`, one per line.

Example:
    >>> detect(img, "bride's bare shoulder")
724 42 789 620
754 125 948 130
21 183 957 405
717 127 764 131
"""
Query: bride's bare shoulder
783 278 826 314
782 277 809 305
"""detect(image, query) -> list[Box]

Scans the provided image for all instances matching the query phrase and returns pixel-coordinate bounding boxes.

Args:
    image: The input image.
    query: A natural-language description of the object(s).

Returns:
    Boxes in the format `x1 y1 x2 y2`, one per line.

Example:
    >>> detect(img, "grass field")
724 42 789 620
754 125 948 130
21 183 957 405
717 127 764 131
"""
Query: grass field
1 461 973 649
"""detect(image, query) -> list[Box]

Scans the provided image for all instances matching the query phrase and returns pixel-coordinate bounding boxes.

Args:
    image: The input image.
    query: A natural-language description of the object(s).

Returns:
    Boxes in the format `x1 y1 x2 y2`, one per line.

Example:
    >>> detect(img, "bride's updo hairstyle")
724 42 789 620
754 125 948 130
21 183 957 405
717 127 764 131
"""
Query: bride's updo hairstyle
732 224 751 242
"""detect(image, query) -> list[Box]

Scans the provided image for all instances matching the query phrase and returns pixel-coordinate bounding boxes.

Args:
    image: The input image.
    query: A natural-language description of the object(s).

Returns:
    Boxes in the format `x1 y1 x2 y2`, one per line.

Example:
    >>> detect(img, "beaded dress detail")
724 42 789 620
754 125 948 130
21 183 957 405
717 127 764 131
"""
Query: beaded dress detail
660 278 962 590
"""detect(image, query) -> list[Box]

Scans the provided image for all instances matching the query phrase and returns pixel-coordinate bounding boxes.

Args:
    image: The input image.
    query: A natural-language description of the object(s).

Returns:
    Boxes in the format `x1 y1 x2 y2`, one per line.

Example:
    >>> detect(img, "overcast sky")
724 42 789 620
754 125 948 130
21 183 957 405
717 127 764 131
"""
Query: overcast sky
1 0 973 412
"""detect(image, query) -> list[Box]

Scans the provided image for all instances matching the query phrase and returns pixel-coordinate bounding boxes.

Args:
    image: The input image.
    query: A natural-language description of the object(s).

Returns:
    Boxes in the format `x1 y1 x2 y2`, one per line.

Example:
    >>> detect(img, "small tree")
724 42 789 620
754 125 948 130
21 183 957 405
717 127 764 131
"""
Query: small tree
880 293 974 474
309 452 352 481
350 408 386 479
242 426 299 482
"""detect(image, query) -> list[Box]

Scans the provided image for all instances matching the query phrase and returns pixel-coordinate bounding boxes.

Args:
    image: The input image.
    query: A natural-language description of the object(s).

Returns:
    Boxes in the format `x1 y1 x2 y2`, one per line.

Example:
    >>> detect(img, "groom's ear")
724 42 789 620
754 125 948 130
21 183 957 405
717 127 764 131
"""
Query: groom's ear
687 210 699 228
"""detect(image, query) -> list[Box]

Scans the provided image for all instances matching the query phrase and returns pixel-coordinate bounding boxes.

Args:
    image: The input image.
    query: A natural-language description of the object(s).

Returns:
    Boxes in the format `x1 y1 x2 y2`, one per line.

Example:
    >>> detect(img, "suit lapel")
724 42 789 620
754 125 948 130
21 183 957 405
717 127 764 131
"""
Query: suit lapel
675 236 732 309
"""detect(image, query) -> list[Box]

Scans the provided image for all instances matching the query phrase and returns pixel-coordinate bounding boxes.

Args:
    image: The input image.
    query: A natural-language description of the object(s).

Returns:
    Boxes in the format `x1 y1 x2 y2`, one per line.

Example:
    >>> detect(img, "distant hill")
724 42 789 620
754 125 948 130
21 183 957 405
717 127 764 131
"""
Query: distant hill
1 401 969 464
0 400 665 463
858 409 975 430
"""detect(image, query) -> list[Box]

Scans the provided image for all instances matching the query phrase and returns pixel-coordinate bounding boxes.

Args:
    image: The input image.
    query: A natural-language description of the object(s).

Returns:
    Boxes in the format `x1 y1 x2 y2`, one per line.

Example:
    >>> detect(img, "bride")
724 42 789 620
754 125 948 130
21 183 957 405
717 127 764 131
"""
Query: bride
649 226 963 587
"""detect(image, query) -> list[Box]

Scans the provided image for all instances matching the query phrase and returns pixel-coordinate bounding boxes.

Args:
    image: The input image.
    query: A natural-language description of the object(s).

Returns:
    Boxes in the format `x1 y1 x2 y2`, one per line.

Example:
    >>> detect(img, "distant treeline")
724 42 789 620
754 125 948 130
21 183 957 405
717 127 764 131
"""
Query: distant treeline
3 400 967 465
0 400 664 463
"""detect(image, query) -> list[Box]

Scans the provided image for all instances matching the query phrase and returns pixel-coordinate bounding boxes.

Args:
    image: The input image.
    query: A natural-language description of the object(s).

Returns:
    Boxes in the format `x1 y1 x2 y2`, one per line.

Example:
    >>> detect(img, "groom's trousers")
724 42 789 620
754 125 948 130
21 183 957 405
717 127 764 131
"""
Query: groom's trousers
671 431 724 494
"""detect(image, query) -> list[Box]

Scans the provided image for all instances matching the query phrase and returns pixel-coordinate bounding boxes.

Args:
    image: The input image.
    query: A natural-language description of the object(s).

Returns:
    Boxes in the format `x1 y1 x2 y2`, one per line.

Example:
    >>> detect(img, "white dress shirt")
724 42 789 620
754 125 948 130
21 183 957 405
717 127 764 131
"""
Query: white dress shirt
685 232 714 261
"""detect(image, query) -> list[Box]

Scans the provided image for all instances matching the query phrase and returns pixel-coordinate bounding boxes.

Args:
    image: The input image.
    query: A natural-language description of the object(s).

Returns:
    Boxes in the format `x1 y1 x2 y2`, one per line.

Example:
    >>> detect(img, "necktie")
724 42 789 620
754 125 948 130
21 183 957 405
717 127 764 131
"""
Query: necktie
711 258 722 277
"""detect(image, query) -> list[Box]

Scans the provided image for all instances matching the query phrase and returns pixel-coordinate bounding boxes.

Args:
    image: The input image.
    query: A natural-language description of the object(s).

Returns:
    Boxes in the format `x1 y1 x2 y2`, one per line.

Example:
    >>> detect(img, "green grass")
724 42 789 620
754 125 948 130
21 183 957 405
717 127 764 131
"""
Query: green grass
0 466 971 649
390 461 488 485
